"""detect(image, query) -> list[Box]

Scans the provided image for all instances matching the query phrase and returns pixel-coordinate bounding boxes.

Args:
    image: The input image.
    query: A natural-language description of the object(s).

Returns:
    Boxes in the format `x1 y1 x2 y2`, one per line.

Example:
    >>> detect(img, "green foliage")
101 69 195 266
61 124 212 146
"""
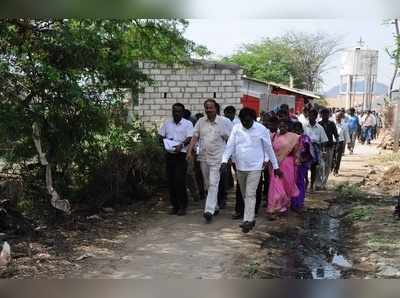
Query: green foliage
244 261 261 279
335 183 364 200
223 38 294 86
348 206 373 221
223 32 341 91
79 123 166 209
0 19 197 213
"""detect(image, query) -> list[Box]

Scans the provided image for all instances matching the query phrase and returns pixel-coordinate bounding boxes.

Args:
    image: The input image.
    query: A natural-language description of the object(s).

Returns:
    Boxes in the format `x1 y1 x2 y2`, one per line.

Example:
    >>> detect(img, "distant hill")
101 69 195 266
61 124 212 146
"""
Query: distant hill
324 81 388 97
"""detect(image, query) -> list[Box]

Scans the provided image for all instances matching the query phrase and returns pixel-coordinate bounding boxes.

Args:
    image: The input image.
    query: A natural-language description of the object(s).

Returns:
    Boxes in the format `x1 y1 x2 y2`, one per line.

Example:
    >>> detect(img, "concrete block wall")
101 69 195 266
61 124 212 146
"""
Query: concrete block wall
136 60 243 128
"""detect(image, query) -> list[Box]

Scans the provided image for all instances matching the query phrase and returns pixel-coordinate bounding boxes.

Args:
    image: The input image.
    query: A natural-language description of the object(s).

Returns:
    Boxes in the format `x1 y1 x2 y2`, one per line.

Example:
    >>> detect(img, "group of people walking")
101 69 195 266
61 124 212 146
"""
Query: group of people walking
158 99 371 233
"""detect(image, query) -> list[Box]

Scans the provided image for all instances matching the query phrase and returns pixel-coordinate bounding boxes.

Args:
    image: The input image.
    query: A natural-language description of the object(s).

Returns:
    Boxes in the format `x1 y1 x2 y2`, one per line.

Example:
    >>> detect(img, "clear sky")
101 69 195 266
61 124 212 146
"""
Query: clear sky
184 19 397 93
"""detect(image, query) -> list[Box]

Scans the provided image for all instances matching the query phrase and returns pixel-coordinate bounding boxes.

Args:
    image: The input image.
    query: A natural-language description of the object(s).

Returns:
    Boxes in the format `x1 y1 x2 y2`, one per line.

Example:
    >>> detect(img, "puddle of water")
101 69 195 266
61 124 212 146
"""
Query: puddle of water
299 210 353 279
262 208 354 279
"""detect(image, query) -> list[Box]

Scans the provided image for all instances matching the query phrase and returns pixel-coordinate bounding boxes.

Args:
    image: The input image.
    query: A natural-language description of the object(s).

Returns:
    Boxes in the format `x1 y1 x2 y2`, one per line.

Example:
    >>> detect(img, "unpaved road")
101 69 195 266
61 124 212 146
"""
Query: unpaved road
72 144 381 279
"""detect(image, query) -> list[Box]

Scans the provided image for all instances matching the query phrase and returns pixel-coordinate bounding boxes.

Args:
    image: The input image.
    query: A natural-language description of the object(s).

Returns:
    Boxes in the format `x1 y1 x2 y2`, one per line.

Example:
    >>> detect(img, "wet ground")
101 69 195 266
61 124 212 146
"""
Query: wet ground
260 207 356 279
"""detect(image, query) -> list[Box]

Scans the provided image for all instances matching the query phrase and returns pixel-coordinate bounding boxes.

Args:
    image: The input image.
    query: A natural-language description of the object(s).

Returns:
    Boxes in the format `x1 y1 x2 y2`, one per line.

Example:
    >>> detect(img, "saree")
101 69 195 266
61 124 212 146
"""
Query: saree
267 132 300 213
291 134 314 210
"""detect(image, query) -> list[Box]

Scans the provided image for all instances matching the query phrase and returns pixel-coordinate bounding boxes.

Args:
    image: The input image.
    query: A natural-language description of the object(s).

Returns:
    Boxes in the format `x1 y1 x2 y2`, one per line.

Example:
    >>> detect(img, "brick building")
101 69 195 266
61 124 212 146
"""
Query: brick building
132 60 243 128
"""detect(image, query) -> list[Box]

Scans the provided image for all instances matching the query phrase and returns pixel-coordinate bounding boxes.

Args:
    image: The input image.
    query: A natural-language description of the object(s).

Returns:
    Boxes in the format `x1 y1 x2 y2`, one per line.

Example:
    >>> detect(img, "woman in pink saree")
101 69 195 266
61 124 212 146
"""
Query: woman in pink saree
267 120 300 216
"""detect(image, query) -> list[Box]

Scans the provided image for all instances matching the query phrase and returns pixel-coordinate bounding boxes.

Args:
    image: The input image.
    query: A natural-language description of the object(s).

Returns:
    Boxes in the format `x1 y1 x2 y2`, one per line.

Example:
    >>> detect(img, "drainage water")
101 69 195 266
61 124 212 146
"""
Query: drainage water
263 209 354 279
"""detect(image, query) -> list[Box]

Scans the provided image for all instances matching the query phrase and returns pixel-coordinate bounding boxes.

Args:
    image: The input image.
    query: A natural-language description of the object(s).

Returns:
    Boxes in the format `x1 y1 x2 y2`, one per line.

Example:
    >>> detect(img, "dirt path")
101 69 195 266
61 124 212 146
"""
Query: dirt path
73 197 274 278
69 144 381 279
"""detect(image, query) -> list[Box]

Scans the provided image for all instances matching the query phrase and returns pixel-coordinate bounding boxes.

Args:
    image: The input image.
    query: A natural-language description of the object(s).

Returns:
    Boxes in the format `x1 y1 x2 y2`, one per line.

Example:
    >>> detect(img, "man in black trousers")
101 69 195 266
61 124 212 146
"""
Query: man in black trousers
159 103 194 216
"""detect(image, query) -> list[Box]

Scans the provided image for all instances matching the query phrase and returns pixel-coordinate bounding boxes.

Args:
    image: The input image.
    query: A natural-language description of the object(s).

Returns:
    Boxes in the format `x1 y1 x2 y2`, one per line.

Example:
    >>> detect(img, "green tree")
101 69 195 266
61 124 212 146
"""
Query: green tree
385 19 400 98
281 32 341 91
224 32 341 91
223 38 295 86
0 19 199 213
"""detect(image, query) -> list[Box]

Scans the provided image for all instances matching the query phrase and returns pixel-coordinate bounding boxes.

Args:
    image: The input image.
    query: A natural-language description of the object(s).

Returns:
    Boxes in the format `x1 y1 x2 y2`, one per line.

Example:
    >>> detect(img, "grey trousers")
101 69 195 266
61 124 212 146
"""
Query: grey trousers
316 147 334 188
236 170 262 222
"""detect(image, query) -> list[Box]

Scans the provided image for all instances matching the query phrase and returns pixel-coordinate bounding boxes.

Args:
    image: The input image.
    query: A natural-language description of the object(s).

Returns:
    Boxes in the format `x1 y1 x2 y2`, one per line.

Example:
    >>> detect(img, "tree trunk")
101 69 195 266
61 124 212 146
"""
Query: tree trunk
31 122 71 214
389 19 400 99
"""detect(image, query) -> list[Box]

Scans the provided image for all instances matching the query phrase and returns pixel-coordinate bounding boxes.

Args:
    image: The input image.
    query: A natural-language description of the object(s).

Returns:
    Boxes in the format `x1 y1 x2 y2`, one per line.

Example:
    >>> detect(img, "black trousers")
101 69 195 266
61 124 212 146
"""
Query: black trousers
333 141 345 174
310 163 317 187
166 153 188 211
227 161 235 189
218 168 228 208
235 171 264 216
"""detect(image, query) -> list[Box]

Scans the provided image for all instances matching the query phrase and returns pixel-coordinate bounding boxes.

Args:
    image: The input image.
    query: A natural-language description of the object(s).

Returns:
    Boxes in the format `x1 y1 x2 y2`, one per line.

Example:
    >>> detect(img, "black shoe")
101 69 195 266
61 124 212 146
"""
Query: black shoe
169 208 178 215
214 210 220 216
177 209 186 216
232 213 243 220
203 212 213 223
241 221 252 233
219 202 226 209
240 220 256 229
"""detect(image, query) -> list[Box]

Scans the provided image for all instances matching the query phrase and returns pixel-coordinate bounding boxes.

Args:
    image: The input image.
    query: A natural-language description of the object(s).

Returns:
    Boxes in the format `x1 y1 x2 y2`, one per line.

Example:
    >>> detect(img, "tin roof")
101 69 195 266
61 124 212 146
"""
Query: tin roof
242 76 321 99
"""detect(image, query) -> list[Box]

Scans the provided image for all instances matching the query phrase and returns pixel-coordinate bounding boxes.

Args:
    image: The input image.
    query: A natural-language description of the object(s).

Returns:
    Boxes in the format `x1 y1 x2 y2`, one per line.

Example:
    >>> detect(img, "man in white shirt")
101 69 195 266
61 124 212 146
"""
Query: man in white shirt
159 103 194 216
224 105 241 125
303 109 328 191
220 107 281 233
332 112 350 176
361 110 376 145
187 99 233 223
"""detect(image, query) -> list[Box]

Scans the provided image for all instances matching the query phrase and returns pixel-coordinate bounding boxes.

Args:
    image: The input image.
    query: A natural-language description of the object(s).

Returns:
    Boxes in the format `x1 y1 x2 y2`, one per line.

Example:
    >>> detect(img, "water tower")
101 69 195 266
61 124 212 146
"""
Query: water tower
339 43 378 111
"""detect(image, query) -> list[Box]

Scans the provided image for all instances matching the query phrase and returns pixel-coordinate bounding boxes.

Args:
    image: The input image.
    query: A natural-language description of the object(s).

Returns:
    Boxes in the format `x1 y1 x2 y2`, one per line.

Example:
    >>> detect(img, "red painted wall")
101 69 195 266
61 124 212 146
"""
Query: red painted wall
241 87 308 115
240 94 260 115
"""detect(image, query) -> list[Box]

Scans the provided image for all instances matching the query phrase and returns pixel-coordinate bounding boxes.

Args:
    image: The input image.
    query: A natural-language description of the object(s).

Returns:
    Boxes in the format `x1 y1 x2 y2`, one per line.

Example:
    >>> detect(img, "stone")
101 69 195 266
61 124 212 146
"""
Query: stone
332 254 352 269
102 207 114 213
86 215 101 220
378 265 400 277
75 253 96 261
328 205 349 218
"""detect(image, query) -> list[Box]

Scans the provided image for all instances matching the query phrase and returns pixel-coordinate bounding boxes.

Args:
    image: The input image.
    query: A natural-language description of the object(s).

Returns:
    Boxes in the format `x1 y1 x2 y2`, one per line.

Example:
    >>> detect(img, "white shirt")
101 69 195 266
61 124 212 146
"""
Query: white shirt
336 122 350 143
222 122 279 171
361 114 377 127
159 118 193 153
298 113 309 128
304 123 329 144
194 115 233 165
232 116 241 125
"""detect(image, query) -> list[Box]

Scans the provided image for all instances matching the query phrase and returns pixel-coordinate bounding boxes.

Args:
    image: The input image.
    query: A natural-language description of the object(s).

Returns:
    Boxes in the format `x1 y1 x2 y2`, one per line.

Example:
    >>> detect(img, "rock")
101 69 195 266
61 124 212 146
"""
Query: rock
0 242 11 267
328 205 349 218
378 265 400 277
102 207 114 213
332 254 352 269
75 253 96 261
368 169 377 175
34 225 47 231
86 215 101 220
34 253 51 260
